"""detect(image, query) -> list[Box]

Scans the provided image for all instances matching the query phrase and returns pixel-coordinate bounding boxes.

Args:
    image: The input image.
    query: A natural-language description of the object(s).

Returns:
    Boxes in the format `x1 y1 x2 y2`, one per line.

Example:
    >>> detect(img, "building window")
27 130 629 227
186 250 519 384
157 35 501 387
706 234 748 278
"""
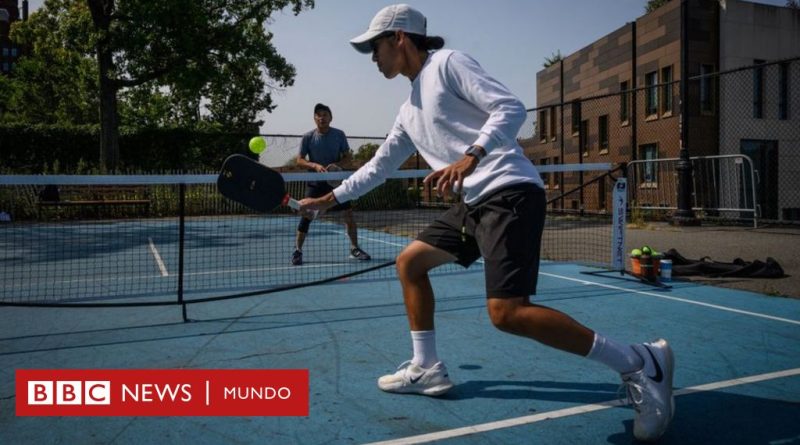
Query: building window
599 115 609 152
753 59 765 119
660 66 673 115
10 47 17 57
538 109 548 142
549 107 557 141
571 101 581 135
598 174 607 210
700 64 715 115
639 144 658 185
779 62 789 120
580 120 589 155
2 47 8 57
620 81 629 124
1 62 8 73
645 71 659 117
552 156 561 189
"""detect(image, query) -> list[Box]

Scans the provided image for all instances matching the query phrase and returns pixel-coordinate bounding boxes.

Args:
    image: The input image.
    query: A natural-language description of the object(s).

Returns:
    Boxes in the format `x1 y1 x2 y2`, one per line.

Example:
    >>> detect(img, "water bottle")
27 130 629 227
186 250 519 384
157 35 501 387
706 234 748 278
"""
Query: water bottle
660 259 673 281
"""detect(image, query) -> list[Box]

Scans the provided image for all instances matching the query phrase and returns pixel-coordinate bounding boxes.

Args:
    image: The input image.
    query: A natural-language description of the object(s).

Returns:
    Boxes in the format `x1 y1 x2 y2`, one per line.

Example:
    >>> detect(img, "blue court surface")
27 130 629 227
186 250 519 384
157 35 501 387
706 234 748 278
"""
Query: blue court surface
1 245 799 443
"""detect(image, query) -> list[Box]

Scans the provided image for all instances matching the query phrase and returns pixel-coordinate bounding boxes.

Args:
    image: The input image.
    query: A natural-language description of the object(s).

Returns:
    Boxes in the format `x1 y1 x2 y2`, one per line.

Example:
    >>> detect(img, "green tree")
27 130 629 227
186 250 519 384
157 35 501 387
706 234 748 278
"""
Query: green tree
3 3 98 125
543 50 562 68
7 0 314 170
645 0 670 13
353 143 380 164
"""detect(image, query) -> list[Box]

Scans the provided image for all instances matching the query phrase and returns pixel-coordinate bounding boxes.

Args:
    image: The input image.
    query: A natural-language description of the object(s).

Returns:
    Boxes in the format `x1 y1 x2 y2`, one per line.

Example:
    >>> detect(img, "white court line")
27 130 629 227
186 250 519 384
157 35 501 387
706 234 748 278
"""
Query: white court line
326 230 407 248
362 367 800 445
541 271 800 326
147 237 169 277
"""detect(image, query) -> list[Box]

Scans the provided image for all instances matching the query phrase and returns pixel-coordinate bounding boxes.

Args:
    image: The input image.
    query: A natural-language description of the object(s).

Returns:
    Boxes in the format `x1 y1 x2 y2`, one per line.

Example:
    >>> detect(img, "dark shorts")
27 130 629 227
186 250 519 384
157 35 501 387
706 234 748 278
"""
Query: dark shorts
416 183 546 298
297 182 352 233
305 182 352 211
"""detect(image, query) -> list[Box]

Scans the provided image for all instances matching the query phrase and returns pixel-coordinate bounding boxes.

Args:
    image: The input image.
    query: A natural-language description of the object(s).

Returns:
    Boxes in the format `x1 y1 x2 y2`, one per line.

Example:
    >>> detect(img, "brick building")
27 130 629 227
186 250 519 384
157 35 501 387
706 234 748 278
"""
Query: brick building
523 0 799 220
0 0 26 75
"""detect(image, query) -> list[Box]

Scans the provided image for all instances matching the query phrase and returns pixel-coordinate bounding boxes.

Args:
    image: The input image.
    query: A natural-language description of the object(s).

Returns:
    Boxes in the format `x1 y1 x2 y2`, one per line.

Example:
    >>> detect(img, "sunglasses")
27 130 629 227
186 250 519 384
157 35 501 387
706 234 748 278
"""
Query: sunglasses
369 32 397 52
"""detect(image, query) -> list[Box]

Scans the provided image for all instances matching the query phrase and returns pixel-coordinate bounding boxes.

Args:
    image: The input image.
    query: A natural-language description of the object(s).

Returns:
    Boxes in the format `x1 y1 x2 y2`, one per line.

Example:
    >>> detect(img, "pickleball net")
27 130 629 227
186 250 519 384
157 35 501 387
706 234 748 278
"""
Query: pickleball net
0 164 623 307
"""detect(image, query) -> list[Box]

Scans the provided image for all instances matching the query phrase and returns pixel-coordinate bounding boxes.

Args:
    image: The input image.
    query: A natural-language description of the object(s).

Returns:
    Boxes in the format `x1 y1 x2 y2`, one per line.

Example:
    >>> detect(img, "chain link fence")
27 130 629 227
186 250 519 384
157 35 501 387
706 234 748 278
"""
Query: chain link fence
520 57 800 225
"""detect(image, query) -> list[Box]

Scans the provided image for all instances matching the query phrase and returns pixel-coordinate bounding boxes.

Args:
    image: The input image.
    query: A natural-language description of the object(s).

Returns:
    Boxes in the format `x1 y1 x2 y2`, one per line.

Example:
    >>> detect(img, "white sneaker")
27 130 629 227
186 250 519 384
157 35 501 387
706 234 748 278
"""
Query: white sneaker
621 339 675 442
377 361 454 396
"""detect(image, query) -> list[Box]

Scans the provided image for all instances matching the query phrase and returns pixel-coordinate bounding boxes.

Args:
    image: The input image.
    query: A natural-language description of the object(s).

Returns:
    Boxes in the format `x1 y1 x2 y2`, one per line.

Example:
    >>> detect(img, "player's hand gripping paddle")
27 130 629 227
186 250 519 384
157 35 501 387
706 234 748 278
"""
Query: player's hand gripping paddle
217 154 317 218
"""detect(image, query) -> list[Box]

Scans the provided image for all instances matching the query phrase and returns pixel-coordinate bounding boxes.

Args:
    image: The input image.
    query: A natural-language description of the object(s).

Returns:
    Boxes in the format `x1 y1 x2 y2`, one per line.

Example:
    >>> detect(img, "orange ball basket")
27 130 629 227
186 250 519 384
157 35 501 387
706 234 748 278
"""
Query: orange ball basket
630 256 642 275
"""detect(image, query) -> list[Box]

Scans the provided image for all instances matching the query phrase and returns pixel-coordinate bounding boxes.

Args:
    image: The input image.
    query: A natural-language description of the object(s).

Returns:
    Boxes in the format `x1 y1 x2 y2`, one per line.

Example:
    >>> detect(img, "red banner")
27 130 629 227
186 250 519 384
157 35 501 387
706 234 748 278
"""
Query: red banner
16 369 308 417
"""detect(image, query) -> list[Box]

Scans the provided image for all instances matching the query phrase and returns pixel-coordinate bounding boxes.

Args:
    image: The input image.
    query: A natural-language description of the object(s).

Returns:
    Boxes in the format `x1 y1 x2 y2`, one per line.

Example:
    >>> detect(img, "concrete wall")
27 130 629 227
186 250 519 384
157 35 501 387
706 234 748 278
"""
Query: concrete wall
718 0 800 218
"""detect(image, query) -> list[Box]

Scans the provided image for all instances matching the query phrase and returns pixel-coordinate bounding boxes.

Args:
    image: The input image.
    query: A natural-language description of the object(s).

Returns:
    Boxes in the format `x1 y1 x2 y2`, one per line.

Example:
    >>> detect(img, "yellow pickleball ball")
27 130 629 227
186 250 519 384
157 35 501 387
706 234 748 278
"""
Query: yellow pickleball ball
249 136 267 154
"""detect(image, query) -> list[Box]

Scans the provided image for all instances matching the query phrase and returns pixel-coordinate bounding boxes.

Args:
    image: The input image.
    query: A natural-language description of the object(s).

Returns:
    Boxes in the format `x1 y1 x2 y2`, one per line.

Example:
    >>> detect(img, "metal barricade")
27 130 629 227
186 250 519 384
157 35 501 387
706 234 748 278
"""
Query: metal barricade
627 154 758 227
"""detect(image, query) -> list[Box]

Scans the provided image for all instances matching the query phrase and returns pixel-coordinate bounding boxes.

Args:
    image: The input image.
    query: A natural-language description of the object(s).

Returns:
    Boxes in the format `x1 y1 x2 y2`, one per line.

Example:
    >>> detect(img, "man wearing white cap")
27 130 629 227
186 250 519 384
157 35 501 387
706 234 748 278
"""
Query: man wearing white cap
300 4 675 441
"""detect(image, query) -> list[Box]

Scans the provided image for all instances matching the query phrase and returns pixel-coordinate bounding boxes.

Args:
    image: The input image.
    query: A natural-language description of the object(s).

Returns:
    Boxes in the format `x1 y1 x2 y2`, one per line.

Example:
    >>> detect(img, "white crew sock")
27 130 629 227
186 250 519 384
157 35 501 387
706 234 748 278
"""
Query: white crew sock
586 332 644 374
410 330 438 368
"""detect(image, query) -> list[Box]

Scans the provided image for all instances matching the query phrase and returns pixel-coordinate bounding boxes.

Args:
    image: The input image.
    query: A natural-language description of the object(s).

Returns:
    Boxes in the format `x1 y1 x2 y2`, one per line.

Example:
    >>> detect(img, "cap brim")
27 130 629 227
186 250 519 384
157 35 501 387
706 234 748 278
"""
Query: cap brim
349 30 381 54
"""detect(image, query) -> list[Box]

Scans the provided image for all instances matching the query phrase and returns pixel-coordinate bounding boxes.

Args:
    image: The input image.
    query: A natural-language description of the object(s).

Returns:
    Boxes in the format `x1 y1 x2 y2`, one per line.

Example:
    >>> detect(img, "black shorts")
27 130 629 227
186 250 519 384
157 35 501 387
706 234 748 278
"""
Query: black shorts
305 182 351 211
416 183 546 298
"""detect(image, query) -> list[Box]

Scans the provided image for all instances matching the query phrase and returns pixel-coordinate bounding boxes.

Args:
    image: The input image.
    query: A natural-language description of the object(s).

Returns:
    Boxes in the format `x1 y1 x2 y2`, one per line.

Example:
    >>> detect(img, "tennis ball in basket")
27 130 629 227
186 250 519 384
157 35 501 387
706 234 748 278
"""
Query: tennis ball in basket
249 136 267 154
631 248 642 257
641 246 652 255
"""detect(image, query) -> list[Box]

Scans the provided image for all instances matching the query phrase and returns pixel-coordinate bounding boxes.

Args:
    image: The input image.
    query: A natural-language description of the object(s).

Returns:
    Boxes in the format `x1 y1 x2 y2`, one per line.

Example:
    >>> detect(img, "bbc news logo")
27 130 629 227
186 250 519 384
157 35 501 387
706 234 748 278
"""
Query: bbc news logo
16 369 308 416
28 380 111 405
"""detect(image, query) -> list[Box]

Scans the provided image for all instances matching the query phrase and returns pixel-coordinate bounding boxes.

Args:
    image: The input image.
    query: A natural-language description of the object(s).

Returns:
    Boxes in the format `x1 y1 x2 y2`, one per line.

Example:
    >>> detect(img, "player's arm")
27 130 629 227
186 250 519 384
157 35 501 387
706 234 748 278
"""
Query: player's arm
296 155 327 173
424 147 482 199
299 191 339 213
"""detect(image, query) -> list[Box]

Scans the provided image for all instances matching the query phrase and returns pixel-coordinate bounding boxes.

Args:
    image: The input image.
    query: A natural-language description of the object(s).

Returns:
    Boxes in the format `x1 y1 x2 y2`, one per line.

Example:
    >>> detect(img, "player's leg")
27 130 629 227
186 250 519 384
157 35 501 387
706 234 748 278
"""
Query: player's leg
377 204 474 396
395 240 457 331
479 184 674 441
377 240 458 396
292 184 319 265
342 207 371 260
293 219 311 265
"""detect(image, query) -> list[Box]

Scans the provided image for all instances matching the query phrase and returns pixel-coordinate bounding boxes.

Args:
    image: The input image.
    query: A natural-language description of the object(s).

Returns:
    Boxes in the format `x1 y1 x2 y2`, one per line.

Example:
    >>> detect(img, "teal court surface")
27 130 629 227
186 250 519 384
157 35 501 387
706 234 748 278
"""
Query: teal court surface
1 245 799 444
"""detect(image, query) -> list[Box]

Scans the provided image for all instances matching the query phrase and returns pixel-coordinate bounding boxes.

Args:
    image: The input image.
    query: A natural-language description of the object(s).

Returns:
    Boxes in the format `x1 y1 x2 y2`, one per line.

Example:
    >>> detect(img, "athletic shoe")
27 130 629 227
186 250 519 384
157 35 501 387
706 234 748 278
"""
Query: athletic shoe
378 360 453 396
350 247 371 261
621 339 675 442
291 249 303 266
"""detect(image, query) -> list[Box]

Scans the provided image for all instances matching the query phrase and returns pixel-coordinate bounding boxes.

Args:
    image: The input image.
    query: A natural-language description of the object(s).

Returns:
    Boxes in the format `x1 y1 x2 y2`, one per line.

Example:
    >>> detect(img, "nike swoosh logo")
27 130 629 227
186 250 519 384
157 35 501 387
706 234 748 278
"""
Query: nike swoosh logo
644 346 664 383
409 375 422 384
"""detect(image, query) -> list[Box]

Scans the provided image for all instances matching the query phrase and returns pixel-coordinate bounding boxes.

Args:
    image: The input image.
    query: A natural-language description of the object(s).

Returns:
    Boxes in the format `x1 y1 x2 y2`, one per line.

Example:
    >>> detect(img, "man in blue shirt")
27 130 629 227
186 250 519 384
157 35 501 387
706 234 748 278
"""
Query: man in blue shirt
293 103 371 265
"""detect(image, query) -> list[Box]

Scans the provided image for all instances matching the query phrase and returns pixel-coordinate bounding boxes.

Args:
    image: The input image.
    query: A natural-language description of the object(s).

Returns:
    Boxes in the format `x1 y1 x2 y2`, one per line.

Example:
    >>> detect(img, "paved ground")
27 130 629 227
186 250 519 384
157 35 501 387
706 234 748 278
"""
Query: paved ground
626 223 800 298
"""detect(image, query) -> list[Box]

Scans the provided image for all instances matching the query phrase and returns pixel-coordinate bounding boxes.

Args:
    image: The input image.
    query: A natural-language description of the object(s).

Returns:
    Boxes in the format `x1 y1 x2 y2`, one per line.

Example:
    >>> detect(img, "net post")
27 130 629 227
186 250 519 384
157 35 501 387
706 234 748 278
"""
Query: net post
178 183 188 322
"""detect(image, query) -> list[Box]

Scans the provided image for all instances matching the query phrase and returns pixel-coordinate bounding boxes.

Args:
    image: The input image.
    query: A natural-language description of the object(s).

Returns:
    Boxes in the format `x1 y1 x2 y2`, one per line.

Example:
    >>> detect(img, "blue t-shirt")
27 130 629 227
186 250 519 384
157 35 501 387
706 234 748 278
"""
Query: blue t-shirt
299 127 350 167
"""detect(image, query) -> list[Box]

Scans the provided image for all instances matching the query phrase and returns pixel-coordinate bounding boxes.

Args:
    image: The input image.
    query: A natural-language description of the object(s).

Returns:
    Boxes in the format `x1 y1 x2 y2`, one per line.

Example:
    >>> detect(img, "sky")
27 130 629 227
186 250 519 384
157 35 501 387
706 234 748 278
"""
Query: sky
21 0 788 151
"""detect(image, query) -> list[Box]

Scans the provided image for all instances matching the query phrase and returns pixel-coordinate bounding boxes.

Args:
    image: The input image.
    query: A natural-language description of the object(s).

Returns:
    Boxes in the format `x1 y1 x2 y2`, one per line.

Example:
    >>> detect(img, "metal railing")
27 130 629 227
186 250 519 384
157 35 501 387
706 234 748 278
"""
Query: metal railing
627 155 758 227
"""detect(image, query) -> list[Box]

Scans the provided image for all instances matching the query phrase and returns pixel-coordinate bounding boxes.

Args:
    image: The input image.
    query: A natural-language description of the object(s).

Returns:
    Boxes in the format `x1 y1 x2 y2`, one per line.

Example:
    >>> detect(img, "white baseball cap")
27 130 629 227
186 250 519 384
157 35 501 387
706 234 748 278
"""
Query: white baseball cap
350 4 440 54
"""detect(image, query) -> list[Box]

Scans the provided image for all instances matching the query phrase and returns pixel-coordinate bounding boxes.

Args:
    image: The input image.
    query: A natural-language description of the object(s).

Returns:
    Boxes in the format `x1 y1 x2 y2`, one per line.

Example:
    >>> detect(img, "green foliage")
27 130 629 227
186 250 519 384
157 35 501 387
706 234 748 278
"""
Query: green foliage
2 0 315 168
543 50 562 68
645 0 670 13
3 2 99 124
0 123 256 173
353 143 380 163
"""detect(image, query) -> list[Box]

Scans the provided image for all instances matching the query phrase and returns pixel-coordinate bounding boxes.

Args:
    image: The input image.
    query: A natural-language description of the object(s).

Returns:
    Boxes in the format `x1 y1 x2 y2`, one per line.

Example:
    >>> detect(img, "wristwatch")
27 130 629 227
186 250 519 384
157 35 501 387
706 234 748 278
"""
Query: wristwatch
464 145 486 160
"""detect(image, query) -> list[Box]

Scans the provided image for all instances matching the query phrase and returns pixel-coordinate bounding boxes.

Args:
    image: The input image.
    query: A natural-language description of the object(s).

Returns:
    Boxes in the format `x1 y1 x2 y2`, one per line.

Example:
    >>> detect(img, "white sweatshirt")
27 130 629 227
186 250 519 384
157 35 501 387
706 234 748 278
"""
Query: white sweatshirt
333 49 543 205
